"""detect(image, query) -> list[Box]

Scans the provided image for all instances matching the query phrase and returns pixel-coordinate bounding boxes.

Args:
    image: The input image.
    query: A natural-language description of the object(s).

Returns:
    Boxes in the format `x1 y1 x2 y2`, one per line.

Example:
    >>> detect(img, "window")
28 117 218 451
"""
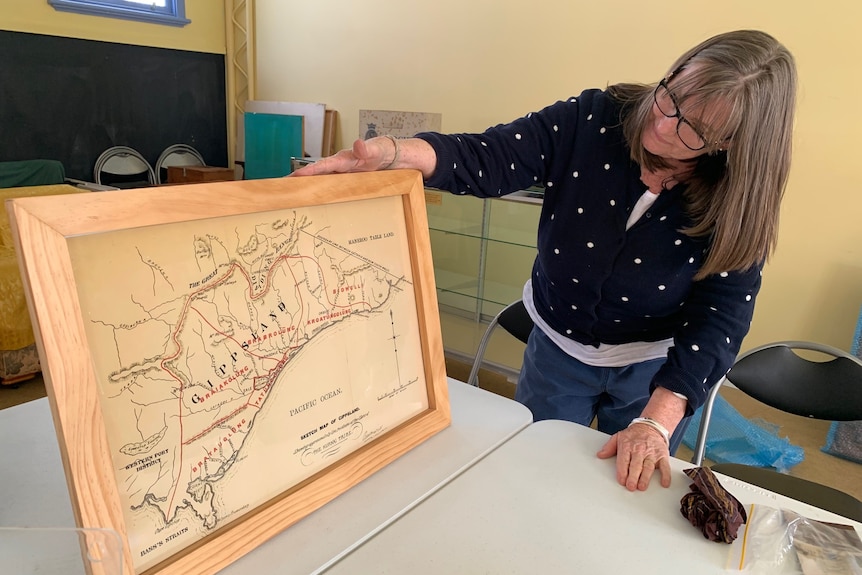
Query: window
48 0 190 27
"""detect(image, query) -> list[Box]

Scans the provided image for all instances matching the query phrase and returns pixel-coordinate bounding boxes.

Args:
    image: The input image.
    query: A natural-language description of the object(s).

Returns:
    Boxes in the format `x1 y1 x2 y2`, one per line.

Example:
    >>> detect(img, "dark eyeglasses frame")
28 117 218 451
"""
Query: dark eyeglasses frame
654 77 709 152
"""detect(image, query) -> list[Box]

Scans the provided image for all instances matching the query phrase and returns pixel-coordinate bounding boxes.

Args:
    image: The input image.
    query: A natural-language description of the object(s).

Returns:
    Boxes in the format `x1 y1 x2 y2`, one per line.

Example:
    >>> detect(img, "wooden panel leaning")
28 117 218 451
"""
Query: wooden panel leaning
6 170 450 575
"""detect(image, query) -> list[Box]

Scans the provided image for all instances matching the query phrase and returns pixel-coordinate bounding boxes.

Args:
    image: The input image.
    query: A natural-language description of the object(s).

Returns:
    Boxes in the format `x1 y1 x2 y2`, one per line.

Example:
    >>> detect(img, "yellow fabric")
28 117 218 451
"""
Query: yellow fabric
0 185 87 350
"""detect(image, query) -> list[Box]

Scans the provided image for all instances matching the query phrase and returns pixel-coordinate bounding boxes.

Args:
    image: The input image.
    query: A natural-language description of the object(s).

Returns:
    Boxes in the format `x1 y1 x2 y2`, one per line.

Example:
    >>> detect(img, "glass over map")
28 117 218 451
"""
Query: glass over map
66 194 429 571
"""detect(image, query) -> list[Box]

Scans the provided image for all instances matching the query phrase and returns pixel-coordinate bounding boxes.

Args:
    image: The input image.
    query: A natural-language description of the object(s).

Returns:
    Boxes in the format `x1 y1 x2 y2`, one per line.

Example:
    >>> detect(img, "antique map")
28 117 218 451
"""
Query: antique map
66 194 429 571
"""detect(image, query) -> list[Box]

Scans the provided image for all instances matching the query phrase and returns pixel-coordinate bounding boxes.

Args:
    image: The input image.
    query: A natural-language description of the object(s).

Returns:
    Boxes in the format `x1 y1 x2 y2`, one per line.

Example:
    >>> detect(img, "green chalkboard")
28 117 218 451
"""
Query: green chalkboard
0 30 227 182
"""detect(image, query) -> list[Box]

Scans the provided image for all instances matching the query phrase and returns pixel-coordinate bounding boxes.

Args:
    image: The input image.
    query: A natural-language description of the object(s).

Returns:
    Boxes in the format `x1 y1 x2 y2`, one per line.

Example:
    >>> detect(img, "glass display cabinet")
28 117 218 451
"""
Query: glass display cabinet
426 188 542 322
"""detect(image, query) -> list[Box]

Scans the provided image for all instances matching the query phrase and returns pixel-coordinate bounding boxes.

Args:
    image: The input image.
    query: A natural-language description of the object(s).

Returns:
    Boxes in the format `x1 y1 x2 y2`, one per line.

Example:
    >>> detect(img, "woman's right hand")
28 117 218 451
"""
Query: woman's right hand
291 138 393 177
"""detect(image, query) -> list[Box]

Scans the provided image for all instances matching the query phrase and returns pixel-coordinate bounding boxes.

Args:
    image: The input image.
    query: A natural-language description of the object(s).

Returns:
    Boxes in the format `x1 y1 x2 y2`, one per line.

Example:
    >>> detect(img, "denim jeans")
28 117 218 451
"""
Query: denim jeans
514 327 690 454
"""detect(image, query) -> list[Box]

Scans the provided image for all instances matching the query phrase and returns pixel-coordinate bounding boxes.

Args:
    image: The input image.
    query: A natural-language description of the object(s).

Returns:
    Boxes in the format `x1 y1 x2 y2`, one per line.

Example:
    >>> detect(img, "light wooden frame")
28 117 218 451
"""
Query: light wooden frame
7 170 450 575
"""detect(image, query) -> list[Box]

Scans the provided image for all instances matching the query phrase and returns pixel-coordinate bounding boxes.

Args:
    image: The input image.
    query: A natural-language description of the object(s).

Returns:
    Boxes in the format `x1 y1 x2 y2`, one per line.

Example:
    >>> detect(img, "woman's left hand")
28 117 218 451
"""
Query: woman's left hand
596 424 672 491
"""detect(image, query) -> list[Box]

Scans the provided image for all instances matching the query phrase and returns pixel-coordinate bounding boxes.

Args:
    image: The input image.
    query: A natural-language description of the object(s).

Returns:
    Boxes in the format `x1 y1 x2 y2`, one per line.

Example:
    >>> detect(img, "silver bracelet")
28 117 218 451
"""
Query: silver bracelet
379 135 400 170
628 417 670 446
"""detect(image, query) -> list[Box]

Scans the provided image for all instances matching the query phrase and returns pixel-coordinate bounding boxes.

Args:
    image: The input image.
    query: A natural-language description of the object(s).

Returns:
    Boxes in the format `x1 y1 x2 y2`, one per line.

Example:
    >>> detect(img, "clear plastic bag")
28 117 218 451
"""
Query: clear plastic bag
730 504 862 574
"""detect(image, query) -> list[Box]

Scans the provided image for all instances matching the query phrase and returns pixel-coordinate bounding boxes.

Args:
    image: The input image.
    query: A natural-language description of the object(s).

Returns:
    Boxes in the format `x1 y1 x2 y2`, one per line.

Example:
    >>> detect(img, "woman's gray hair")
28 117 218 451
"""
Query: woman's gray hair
608 30 797 279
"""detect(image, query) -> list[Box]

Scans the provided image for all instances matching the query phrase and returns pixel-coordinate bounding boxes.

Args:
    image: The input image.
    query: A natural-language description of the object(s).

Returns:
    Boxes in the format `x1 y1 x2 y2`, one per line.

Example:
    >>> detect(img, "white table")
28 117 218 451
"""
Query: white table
0 378 532 574
321 419 862 575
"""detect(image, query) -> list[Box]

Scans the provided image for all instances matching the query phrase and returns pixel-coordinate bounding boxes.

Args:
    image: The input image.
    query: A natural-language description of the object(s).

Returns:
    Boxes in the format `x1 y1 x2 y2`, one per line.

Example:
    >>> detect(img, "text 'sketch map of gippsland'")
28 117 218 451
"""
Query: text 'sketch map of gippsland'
67 195 429 571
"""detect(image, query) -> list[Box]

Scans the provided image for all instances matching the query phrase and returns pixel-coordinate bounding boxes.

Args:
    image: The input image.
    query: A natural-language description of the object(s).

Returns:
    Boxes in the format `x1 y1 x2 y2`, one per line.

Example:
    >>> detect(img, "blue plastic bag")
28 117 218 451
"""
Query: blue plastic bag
682 394 805 473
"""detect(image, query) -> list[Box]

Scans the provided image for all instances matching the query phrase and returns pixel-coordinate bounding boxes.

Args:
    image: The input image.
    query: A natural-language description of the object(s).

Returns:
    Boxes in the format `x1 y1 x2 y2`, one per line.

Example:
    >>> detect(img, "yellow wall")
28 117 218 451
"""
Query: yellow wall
0 0 225 53
257 0 860 351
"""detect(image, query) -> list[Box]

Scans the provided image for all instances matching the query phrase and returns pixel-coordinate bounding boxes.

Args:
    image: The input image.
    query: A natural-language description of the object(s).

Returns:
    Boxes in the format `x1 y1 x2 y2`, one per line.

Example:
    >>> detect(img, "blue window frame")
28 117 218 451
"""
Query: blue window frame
48 0 191 27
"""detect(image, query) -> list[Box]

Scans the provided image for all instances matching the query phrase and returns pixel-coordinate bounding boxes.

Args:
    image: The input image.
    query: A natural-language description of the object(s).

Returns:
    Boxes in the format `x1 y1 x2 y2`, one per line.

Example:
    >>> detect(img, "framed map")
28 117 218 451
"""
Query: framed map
7 170 449 575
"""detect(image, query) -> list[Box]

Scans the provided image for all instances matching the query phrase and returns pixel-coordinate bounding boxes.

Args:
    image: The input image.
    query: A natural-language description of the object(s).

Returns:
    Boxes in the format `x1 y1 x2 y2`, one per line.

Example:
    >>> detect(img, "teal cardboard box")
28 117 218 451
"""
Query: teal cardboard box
244 112 304 179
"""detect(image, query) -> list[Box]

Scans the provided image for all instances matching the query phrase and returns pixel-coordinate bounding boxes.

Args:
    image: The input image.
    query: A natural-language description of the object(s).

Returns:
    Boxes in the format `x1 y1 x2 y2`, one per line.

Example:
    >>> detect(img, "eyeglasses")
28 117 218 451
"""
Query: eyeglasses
653 79 709 151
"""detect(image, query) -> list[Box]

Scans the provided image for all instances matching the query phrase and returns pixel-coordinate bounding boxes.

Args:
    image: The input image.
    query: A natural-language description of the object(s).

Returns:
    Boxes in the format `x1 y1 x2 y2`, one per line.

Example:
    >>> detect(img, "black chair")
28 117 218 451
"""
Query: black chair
692 340 862 522
467 299 534 387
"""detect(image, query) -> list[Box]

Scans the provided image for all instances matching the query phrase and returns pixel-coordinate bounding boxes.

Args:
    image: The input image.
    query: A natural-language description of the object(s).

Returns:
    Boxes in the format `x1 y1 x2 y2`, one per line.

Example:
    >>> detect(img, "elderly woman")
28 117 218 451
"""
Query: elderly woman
294 30 797 492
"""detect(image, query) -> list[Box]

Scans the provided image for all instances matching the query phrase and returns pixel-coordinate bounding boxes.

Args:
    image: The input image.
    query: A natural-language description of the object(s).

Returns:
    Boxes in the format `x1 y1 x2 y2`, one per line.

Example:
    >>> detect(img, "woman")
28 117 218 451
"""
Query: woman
293 30 797 492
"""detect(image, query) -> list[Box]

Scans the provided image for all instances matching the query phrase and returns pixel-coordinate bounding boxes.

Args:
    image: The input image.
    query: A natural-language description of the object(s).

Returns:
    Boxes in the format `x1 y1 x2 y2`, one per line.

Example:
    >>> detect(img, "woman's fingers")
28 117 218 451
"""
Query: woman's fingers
610 425 671 491
290 139 387 177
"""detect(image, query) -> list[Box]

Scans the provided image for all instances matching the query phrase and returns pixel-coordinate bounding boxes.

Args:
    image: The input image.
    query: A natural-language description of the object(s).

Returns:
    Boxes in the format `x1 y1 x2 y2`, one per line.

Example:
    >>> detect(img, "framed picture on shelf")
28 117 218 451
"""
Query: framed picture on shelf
7 170 449 575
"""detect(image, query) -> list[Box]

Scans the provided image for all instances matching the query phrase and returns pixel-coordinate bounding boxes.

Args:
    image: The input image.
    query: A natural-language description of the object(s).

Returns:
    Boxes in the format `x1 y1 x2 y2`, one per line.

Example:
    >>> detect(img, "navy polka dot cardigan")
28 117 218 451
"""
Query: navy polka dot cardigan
417 89 760 413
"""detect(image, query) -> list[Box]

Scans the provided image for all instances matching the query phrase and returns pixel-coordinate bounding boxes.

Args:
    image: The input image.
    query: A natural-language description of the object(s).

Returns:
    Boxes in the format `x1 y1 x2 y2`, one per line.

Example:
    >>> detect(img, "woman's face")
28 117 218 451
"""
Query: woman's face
642 110 705 162
642 68 729 163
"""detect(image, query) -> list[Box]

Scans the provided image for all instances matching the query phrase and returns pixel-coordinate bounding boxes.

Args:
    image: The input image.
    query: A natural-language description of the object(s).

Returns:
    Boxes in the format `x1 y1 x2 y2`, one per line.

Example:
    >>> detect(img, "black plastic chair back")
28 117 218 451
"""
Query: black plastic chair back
496 300 533 345
727 345 862 421
693 341 862 522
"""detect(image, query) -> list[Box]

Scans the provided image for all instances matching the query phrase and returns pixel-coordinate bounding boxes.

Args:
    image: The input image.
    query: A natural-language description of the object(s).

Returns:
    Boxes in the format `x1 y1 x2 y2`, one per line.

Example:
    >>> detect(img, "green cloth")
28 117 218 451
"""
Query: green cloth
0 160 65 188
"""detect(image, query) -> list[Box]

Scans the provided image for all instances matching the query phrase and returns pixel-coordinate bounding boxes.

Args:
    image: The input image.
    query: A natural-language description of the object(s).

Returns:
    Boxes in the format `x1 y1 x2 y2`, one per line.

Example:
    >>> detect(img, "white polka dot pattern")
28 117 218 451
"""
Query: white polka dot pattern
415 88 763 408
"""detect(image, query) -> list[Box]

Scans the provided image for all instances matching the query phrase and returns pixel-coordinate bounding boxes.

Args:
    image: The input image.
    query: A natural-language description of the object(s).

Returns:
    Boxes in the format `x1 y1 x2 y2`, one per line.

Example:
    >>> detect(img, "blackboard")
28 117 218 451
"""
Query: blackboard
0 30 228 182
